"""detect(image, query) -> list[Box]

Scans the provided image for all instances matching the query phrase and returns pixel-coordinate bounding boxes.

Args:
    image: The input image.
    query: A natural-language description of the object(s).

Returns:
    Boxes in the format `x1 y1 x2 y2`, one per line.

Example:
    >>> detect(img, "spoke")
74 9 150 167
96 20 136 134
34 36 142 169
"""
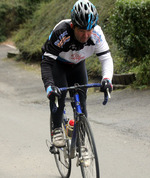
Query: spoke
78 116 100 178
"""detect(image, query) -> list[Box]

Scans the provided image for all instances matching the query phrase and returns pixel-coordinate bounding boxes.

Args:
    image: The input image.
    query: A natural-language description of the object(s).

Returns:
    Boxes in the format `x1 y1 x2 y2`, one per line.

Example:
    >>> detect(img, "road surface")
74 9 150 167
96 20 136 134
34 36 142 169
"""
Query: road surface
0 44 150 178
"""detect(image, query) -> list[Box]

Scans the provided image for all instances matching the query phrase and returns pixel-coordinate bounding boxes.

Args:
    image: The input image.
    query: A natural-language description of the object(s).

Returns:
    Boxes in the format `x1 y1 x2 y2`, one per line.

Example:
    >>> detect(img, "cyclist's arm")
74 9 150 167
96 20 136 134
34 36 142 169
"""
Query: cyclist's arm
94 25 114 81
41 30 63 90
41 56 55 90
98 52 113 82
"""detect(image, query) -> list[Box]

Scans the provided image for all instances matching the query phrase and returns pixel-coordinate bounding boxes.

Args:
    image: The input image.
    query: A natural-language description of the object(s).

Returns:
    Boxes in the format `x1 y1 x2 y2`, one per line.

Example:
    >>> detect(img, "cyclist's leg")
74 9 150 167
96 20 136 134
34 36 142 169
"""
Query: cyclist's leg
50 60 72 177
50 60 68 129
49 60 71 147
67 60 88 117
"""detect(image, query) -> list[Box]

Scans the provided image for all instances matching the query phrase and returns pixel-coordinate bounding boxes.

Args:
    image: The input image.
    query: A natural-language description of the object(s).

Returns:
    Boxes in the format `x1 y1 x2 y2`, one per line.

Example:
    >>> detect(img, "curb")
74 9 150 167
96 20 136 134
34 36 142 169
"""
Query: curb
7 50 20 58
112 73 136 85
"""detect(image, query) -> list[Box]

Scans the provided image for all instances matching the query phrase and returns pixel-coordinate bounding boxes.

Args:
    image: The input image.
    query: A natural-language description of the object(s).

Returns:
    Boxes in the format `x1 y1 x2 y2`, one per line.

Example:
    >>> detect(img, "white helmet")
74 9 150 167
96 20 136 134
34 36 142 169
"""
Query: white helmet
71 0 98 30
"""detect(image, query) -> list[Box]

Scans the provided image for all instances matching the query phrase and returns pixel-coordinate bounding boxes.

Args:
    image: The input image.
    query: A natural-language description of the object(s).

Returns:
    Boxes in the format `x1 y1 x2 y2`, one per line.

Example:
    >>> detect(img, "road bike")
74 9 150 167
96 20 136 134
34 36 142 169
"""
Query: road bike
46 83 110 178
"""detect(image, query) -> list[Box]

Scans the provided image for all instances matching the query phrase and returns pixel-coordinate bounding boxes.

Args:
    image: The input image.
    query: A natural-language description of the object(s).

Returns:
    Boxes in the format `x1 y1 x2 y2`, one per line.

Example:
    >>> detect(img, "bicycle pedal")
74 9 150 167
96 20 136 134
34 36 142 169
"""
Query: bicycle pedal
49 145 59 154
49 145 55 154
76 157 82 167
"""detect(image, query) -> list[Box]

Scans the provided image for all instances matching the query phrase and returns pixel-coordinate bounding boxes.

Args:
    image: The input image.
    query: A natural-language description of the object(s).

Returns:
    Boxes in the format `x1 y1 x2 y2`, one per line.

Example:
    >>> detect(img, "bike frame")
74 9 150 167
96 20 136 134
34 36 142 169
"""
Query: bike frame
60 83 109 159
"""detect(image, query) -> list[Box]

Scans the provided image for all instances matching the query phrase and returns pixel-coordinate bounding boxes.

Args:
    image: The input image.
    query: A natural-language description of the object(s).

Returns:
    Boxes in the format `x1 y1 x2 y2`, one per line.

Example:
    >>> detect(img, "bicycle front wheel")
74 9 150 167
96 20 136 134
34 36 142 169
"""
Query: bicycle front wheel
50 116 71 178
77 115 100 178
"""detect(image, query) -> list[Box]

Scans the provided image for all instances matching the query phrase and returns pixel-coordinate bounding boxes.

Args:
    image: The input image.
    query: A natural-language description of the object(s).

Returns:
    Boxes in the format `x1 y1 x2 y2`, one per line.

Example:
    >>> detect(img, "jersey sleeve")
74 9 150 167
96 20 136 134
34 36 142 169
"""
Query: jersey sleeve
41 22 71 89
42 30 63 59
93 25 114 81
93 25 110 55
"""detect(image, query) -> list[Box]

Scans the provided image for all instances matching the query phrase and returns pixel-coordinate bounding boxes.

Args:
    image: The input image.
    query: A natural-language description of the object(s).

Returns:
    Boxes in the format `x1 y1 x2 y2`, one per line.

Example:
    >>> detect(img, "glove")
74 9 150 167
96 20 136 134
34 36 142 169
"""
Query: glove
101 78 113 93
46 85 61 100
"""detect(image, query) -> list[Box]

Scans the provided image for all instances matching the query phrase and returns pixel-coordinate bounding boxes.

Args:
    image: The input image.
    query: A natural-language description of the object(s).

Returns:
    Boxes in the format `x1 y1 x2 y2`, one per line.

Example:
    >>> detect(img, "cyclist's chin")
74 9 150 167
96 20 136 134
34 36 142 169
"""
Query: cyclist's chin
78 38 89 43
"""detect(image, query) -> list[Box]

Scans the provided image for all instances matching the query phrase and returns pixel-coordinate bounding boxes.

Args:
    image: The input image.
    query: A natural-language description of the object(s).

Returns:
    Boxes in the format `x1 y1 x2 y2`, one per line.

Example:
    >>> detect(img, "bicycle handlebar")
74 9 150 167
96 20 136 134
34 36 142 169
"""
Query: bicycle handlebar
59 83 111 105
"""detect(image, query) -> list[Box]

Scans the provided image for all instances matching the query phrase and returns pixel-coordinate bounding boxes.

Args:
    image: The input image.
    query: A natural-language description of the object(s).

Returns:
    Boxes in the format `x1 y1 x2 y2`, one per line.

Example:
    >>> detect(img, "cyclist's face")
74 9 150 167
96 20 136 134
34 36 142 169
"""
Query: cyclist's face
74 27 93 43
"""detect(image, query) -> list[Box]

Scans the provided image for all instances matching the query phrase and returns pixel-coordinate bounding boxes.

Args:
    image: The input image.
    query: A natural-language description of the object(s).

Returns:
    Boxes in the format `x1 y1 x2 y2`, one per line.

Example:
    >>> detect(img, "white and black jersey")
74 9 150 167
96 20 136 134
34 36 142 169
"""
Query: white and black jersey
41 19 113 89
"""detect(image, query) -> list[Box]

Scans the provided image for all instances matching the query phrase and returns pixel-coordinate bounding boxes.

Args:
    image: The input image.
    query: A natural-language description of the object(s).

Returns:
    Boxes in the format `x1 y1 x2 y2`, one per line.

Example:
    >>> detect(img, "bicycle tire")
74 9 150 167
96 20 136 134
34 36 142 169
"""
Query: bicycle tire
50 115 72 178
77 115 100 178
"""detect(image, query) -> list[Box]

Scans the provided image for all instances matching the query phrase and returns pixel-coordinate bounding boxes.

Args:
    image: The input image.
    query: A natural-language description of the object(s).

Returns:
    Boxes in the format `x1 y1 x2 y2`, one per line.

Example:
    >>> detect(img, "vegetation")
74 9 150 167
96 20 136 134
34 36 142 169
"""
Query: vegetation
13 0 116 62
0 0 150 87
0 0 31 41
0 0 50 42
109 0 150 86
109 0 150 59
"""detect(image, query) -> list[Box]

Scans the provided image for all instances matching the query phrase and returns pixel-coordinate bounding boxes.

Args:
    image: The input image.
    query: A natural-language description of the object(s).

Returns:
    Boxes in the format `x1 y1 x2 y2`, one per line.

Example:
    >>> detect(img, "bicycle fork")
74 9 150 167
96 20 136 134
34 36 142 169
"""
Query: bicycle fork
69 92 82 159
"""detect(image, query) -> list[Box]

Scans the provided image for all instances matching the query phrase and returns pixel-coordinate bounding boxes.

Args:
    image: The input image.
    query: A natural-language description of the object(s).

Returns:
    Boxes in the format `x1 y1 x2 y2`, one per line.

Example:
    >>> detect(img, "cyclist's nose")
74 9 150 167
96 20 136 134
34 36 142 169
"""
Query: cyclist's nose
83 31 89 38
82 31 91 41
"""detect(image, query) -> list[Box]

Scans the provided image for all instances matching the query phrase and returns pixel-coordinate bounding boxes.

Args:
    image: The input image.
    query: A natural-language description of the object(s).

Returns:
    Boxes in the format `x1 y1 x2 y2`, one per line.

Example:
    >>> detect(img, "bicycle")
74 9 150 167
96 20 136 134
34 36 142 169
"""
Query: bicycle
46 83 110 178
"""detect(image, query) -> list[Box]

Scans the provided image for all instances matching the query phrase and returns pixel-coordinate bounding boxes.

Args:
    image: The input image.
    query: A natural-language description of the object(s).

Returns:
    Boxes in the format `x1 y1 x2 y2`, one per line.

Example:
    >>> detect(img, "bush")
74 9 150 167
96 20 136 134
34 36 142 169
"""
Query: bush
108 0 150 86
132 55 150 87
0 0 47 42
109 0 150 60
0 1 31 42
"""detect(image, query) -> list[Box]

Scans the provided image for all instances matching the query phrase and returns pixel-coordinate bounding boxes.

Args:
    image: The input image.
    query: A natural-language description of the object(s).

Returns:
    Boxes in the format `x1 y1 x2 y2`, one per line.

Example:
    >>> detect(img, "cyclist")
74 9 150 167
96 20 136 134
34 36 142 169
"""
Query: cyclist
41 0 113 148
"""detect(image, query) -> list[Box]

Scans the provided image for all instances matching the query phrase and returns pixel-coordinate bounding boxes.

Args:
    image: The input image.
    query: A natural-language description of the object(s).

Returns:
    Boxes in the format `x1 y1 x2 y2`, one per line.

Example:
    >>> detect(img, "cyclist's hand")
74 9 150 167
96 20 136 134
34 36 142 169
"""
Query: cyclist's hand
46 85 61 100
100 78 113 93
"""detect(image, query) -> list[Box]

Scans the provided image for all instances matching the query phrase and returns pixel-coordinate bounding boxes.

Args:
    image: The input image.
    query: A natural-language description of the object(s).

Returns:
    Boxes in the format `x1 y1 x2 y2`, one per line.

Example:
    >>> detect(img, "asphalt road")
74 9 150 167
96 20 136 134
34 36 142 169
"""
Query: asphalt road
0 44 150 178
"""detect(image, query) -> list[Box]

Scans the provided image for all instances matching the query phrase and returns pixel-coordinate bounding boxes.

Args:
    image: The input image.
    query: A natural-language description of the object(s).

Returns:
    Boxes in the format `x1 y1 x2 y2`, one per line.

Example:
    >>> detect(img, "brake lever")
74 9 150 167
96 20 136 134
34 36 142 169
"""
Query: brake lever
103 88 111 105
107 88 111 99
51 97 59 113
55 97 59 107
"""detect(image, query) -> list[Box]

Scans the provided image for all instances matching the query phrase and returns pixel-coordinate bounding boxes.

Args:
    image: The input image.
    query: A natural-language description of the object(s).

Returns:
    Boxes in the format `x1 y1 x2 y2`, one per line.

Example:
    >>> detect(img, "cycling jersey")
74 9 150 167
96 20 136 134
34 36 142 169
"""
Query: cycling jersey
41 19 113 89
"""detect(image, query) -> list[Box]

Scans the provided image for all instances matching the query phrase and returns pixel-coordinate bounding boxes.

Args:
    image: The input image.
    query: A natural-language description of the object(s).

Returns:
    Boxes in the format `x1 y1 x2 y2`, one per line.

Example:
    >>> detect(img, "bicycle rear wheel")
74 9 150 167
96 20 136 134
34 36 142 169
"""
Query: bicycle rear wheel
77 115 100 178
50 115 71 178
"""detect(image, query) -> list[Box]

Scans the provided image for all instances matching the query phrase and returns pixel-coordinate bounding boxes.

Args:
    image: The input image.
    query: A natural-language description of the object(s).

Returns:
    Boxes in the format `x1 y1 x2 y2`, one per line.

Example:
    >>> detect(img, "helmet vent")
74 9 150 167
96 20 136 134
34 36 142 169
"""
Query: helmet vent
85 14 88 22
84 4 87 10
80 14 84 22
78 4 81 11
